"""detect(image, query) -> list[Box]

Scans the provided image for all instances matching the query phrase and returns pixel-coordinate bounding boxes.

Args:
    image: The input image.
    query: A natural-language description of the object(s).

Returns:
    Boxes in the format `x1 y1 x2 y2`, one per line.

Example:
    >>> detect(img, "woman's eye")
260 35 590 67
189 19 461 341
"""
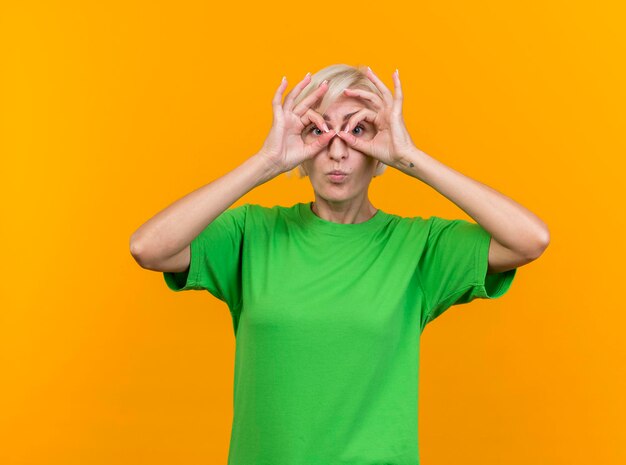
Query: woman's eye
352 124 365 135
306 124 365 136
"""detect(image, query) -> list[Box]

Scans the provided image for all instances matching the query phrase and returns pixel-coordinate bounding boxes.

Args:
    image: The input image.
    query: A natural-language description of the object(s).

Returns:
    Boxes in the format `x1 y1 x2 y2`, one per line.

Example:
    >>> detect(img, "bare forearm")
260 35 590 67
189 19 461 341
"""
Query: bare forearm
394 148 550 258
130 153 280 264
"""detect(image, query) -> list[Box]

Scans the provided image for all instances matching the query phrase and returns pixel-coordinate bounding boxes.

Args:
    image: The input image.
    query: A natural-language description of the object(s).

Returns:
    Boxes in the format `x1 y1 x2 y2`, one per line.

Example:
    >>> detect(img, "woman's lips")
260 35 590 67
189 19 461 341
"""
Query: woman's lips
327 173 347 182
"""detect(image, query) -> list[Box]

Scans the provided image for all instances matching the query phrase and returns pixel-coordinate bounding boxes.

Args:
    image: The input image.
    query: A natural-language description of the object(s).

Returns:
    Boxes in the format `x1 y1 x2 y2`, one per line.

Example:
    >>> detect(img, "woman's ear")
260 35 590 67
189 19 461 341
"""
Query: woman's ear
374 161 386 177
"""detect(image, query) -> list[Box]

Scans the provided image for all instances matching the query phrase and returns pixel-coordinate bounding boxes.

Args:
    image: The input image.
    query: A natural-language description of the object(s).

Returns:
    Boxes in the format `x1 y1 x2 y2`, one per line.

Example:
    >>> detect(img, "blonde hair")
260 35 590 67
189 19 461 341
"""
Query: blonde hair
285 63 388 179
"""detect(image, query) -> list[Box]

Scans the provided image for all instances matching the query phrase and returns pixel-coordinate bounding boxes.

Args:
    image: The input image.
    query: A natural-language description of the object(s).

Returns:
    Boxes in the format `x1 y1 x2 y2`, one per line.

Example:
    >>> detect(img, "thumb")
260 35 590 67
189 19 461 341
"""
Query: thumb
336 130 371 154
303 130 335 158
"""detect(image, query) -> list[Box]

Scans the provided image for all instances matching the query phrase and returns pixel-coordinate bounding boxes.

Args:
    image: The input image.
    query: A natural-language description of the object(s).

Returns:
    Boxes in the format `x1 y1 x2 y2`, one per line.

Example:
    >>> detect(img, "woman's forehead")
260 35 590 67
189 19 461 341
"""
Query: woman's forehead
320 96 374 119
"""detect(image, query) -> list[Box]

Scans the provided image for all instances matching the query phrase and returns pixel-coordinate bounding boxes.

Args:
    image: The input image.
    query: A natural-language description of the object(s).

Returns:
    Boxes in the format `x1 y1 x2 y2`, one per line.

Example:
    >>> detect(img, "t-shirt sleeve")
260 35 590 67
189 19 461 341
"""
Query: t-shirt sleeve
162 203 249 310
419 216 517 329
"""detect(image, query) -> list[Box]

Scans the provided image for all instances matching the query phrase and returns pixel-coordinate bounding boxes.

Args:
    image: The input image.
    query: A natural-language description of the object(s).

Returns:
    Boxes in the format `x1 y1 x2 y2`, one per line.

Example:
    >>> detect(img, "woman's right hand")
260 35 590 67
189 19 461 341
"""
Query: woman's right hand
257 73 336 175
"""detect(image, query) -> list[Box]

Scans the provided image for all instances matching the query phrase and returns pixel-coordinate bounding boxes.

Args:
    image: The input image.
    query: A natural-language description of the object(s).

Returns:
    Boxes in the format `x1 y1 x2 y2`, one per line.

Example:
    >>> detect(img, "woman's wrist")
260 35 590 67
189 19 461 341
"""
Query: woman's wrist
251 152 285 184
392 147 430 179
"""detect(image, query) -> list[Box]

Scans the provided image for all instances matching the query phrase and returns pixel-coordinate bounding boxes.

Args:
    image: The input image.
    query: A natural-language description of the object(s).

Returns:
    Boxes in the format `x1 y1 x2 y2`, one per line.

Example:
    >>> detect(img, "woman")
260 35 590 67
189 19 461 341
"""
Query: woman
130 64 549 465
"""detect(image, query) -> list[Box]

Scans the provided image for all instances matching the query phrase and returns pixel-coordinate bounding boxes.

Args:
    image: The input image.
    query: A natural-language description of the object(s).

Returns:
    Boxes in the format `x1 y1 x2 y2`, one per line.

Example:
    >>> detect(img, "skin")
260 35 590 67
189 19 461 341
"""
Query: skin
132 67 548 275
300 95 382 224
258 68 549 273
296 69 418 224
256 71 395 225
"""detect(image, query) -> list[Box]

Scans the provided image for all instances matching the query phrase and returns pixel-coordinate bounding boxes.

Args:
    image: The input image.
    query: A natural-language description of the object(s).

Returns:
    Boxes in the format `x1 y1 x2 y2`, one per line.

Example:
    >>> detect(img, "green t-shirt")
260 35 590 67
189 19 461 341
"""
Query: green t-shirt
163 201 517 465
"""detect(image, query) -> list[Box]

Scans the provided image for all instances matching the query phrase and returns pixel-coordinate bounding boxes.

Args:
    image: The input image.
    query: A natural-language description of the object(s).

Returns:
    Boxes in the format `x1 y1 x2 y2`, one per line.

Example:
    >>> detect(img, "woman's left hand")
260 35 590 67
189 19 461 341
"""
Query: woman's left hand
336 67 417 168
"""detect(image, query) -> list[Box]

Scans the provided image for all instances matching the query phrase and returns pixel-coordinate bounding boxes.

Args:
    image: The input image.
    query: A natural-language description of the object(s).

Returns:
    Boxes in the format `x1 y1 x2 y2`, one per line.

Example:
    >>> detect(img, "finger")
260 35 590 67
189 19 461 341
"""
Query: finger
341 88 384 112
303 129 335 158
365 67 394 107
272 76 289 121
292 80 329 116
392 69 403 115
342 108 378 134
283 72 312 112
336 129 372 155
302 108 330 133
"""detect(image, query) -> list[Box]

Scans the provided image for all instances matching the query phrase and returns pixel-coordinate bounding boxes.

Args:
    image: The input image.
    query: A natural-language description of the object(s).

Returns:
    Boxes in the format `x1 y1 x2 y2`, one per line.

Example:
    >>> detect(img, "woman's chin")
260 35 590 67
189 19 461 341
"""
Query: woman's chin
317 190 354 204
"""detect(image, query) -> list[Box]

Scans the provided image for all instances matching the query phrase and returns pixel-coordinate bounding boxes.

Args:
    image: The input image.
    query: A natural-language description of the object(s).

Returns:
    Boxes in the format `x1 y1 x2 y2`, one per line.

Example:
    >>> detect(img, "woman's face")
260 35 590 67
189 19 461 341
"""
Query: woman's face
301 94 379 205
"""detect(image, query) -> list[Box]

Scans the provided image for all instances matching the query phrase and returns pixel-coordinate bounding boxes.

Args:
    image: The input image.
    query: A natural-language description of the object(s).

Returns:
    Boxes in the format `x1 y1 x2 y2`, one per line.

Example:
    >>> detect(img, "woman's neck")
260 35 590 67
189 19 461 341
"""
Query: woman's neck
310 197 378 224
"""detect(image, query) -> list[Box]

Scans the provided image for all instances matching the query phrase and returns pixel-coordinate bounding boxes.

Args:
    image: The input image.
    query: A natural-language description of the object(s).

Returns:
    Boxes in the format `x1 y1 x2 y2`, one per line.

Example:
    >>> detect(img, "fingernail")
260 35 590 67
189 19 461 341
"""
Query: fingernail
323 123 329 132
304 72 311 79
367 66 372 73
319 79 328 87
396 68 399 76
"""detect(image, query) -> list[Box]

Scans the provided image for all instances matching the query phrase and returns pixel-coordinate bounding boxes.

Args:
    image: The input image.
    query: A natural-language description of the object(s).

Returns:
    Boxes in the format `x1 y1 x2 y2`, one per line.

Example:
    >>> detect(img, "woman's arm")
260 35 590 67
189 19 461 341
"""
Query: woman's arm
129 153 279 269
336 67 550 270
130 73 335 270
395 146 551 267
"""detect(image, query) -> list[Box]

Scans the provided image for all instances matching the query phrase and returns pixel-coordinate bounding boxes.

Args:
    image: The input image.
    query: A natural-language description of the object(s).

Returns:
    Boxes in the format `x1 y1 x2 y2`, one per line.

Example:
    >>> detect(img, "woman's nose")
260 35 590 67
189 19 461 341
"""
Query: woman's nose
328 133 348 160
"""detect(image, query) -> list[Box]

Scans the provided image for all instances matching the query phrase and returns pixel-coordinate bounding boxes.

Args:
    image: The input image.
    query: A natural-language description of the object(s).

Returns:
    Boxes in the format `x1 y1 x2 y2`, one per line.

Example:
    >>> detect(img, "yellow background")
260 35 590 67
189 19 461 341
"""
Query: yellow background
2 1 624 464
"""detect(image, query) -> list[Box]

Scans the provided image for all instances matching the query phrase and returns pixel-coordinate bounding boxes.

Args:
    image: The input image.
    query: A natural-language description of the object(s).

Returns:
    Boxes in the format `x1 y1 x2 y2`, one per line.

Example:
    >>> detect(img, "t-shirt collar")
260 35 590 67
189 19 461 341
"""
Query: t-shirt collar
296 201 388 236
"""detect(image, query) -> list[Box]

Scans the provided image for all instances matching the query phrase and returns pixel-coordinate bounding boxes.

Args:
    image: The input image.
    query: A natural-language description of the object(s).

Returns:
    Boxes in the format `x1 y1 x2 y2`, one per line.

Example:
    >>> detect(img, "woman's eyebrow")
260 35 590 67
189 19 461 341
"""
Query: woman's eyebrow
322 111 359 122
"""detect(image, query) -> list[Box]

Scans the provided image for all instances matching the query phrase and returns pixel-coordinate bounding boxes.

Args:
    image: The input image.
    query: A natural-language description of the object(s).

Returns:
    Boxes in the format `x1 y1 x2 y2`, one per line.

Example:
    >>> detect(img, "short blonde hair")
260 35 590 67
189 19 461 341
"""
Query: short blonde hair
285 63 388 179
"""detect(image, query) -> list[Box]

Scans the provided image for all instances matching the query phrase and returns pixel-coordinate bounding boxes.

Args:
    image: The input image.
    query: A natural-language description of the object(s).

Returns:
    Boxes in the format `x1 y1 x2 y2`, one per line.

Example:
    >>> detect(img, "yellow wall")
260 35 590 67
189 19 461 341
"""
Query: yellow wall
2 1 624 464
